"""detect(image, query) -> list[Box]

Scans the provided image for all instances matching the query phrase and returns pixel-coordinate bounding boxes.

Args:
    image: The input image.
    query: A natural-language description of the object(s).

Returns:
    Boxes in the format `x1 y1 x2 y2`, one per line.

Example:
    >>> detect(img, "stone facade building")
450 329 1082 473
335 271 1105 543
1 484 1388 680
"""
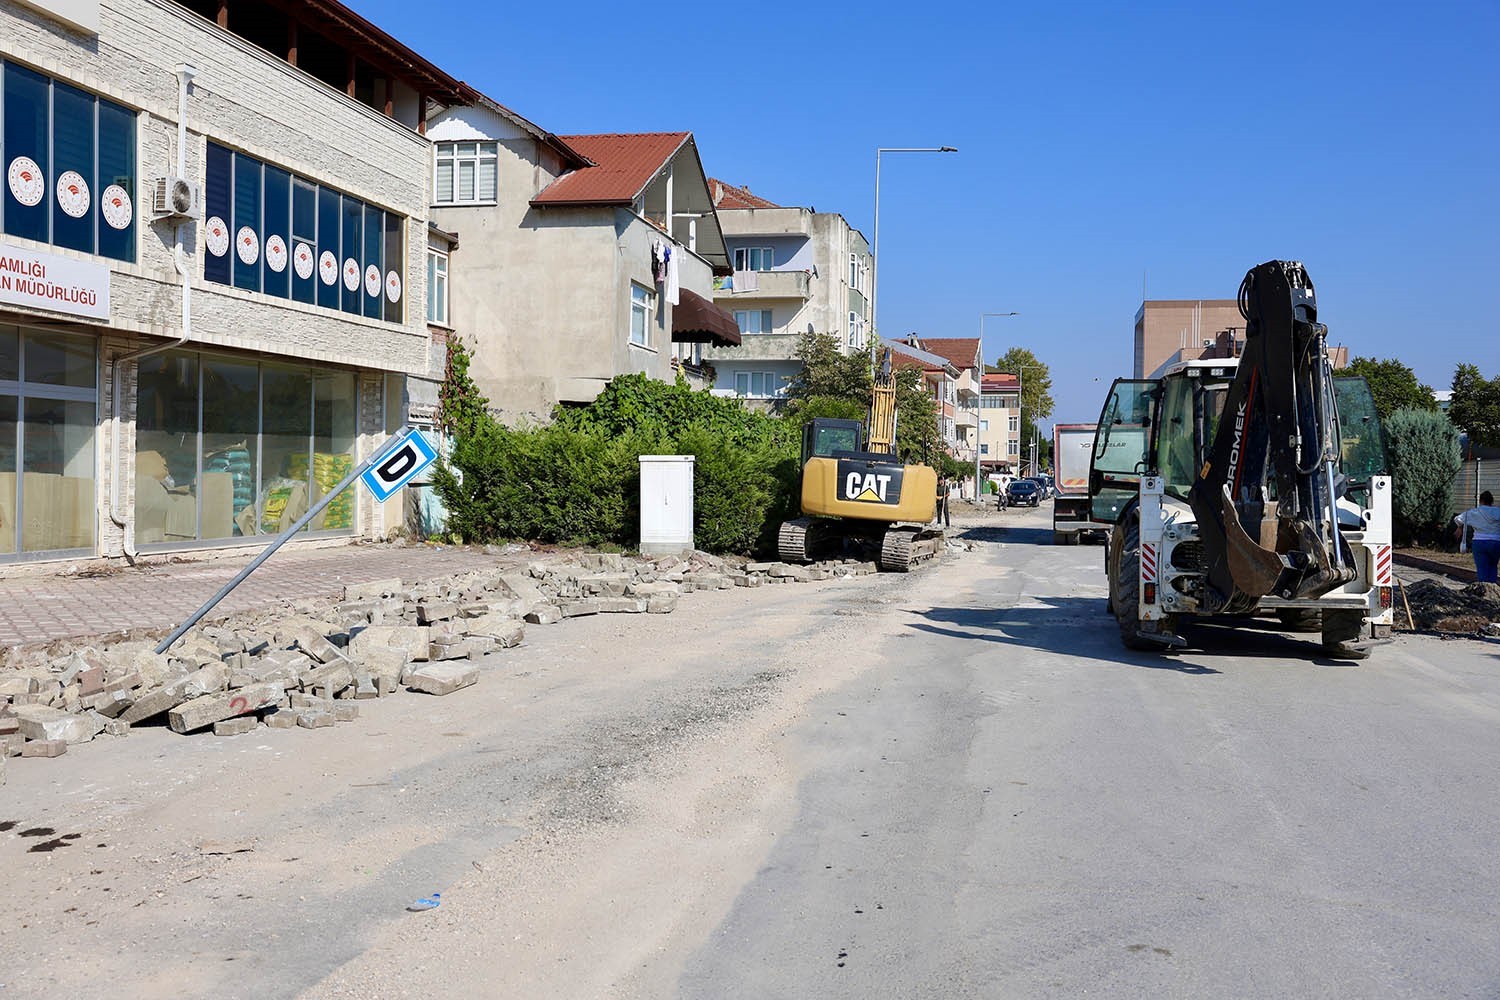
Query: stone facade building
0 0 460 570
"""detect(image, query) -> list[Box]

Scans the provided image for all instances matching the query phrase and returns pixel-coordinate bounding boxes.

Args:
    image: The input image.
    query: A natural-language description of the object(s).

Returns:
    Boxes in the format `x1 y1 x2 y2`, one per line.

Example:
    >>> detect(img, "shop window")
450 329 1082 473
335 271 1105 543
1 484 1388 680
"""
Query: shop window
0 327 98 558
1 61 137 262
135 349 360 548
203 141 404 323
200 358 260 542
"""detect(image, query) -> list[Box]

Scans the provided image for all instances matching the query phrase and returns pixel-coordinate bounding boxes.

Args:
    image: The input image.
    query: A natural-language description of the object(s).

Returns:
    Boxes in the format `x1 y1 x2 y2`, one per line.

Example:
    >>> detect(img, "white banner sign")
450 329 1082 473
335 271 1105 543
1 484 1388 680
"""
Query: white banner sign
0 241 110 321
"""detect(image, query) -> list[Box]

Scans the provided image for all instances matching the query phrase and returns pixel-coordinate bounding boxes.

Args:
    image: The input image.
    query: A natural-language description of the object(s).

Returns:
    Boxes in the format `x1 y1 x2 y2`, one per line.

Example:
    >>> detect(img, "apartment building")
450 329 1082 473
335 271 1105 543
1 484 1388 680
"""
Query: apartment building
704 180 871 408
978 372 1021 474
911 336 982 466
887 338 961 454
1 0 457 568
1136 299 1348 378
425 100 739 422
1134 299 1241 378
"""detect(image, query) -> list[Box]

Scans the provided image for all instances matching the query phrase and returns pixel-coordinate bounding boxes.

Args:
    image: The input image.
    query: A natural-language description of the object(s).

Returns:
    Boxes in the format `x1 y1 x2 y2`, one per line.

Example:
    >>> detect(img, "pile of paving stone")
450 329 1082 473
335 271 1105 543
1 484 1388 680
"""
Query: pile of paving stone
1400 579 1500 635
0 550 878 776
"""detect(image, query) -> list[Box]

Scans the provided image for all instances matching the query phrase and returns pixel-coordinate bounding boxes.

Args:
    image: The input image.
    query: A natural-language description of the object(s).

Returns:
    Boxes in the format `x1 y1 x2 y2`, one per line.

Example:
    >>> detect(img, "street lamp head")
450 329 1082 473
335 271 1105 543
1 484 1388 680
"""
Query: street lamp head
939 146 958 152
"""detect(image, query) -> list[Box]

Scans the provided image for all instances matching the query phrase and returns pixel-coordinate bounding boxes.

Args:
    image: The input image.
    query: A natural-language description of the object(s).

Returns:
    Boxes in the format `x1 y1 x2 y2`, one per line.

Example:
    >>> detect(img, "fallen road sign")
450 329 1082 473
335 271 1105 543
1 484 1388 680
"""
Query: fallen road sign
360 427 439 503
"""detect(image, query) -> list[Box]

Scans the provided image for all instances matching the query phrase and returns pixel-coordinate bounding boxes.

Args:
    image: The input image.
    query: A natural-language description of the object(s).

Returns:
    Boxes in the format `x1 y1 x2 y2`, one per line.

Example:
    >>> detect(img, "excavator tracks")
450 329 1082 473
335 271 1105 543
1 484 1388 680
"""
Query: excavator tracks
777 518 815 563
878 526 945 572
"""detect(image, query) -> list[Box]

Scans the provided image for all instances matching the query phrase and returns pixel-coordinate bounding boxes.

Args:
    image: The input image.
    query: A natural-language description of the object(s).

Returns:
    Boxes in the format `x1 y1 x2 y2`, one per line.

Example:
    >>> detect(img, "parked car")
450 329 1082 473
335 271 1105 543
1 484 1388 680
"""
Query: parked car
1007 479 1042 507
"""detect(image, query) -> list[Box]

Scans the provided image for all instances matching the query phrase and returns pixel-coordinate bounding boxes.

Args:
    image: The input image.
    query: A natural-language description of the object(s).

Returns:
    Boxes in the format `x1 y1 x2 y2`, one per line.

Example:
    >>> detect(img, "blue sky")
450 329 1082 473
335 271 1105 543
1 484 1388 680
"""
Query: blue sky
363 0 1498 427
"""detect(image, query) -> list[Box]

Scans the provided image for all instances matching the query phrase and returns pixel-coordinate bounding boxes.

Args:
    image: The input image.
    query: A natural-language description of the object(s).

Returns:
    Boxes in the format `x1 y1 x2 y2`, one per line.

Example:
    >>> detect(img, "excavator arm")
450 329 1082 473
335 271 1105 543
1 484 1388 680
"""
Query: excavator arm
1186 260 1355 614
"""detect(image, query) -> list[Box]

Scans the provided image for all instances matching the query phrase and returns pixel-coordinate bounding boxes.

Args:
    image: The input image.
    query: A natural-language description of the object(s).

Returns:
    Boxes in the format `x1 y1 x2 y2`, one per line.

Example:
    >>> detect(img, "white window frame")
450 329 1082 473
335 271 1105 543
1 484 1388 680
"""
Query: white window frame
630 284 652 347
1009 415 1019 432
734 370 779 398
426 249 449 326
734 309 774 335
847 311 862 349
733 246 775 272
434 141 499 205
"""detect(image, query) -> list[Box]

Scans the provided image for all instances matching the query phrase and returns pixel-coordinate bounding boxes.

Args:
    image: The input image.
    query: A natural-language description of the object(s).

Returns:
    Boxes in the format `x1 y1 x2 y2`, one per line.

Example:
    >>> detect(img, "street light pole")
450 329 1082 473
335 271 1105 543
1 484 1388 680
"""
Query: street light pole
977 311 1018 503
870 146 957 371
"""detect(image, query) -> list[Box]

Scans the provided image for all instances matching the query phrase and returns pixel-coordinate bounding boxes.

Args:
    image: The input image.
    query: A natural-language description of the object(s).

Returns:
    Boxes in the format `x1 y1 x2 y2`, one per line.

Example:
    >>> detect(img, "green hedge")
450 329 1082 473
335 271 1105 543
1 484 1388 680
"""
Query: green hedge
433 374 800 554
1385 406 1461 545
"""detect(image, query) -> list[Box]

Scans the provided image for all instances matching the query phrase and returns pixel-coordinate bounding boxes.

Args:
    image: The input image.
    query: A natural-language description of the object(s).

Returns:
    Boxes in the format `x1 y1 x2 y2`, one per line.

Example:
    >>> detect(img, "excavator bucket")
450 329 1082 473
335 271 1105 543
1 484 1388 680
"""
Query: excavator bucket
1219 484 1284 600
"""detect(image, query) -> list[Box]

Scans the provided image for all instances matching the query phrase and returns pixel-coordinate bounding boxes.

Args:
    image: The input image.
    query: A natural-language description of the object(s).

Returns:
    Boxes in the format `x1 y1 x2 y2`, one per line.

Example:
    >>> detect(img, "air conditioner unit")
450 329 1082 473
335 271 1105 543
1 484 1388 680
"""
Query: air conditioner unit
151 175 202 220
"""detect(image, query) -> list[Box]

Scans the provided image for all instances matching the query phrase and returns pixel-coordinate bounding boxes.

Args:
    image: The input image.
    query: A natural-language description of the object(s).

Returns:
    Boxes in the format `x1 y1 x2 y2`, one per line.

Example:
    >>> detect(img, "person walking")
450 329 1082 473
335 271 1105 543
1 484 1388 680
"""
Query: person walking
1454 491 1500 583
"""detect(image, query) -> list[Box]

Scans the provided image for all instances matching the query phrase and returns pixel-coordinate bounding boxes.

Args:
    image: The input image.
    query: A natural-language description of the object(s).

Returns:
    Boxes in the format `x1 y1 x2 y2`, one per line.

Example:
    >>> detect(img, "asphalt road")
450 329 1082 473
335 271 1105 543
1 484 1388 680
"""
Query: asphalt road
678 508 1500 999
3 503 1498 999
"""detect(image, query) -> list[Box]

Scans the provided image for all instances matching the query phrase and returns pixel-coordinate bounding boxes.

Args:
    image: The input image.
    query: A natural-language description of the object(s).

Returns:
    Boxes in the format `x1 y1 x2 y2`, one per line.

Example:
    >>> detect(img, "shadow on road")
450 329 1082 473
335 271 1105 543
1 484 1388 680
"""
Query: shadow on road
908 597 1222 675
907 597 1368 671
953 525 1055 546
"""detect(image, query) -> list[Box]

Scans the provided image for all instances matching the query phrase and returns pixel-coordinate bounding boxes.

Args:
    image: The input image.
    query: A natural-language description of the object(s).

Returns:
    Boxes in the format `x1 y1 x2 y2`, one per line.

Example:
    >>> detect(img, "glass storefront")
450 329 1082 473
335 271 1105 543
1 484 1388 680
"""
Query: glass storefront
135 349 356 547
0 325 98 559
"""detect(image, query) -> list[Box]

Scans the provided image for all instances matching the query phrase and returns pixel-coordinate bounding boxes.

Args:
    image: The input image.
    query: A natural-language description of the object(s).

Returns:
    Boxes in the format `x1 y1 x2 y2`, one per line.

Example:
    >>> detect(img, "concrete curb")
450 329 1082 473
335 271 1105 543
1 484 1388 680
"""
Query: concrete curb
1395 551 1477 584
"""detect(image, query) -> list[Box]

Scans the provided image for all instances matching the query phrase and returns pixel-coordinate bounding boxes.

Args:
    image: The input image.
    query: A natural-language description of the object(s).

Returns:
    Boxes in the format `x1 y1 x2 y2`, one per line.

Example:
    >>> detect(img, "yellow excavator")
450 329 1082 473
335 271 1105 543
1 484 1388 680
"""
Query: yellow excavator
777 350 944 571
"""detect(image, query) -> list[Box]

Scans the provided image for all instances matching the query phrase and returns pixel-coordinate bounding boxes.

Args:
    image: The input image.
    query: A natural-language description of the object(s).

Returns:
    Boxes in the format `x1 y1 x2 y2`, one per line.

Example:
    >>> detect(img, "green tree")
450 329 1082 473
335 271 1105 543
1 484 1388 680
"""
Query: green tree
1449 364 1500 451
991 347 1053 470
1342 356 1436 419
1384 407 1461 544
784 334 942 466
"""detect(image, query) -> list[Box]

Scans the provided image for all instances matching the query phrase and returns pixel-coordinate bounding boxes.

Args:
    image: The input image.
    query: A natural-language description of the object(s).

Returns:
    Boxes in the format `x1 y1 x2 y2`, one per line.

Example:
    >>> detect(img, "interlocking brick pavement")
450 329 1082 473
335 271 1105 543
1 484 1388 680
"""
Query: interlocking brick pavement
0 543 509 649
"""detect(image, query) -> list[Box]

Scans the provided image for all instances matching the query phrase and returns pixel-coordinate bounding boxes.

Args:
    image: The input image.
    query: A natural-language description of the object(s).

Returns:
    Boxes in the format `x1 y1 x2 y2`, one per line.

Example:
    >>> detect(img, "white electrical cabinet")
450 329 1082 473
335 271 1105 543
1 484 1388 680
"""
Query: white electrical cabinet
639 455 695 556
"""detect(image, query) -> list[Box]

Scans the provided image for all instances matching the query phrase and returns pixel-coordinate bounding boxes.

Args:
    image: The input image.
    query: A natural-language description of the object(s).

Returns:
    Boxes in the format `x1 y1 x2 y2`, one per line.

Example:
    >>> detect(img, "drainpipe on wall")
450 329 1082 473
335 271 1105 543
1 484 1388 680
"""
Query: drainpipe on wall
107 64 198 559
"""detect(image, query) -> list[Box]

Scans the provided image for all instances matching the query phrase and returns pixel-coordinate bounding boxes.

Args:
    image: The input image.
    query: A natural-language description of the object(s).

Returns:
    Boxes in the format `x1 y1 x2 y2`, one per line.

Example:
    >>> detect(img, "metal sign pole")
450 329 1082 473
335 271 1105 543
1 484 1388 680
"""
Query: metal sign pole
155 428 416 655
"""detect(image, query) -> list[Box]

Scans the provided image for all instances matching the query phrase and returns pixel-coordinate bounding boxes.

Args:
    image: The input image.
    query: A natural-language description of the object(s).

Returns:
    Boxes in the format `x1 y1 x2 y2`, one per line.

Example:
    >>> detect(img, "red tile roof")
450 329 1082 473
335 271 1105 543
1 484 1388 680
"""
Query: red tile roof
708 178 780 210
531 132 690 206
982 372 1020 391
919 337 981 369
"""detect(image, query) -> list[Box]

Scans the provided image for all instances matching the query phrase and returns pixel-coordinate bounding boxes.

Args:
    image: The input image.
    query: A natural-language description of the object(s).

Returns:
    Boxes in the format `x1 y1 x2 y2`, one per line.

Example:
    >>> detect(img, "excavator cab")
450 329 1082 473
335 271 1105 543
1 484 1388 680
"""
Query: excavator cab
801 418 864 467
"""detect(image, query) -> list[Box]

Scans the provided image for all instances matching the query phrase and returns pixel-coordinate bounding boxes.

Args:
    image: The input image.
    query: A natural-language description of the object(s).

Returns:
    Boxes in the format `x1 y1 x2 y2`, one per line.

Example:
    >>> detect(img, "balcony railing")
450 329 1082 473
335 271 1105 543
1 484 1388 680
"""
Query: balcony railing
716 269 811 301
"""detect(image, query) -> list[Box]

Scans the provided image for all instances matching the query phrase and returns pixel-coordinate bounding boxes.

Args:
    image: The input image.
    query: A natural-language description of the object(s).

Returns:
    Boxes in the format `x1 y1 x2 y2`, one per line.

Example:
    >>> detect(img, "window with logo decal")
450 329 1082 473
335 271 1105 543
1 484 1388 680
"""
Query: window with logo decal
2 61 137 263
204 142 404 324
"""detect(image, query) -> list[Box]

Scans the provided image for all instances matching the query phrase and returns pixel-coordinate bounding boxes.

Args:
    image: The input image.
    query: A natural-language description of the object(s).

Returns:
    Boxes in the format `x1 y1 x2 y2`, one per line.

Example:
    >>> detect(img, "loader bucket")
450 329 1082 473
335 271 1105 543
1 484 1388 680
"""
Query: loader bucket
1220 484 1284 599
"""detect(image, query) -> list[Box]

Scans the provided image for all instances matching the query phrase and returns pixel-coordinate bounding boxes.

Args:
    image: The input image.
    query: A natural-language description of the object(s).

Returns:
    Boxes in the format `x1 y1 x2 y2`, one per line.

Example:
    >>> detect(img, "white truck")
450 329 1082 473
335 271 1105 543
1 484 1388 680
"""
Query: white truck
1052 422 1111 544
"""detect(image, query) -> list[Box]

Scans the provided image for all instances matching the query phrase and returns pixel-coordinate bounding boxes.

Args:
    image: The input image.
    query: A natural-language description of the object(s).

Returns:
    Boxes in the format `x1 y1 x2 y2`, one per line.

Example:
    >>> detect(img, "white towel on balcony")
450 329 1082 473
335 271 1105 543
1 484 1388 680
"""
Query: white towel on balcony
666 245 680 305
733 269 758 292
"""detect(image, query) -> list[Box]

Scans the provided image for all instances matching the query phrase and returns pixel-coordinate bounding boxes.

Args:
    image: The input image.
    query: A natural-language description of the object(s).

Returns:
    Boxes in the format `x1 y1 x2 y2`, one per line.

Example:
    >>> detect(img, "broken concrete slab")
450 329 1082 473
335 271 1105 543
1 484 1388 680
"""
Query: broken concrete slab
0 675 39 697
465 615 525 648
21 739 66 757
417 601 458 624
291 629 344 665
81 688 133 718
646 593 679 614
213 716 259 736
297 709 335 729
524 605 562 626
348 625 430 663
343 578 404 602
560 600 601 618
497 572 551 615
262 708 300 729
332 701 359 722
300 663 353 699
167 682 283 734
597 598 648 614
289 692 335 712
14 705 106 744
405 662 478 696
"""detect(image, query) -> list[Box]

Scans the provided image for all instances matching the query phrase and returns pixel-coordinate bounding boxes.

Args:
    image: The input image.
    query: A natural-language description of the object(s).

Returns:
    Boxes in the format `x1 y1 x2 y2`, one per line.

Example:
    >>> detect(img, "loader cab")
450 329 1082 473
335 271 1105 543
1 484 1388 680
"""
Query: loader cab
1331 375 1388 507
801 418 865 468
1088 378 1156 523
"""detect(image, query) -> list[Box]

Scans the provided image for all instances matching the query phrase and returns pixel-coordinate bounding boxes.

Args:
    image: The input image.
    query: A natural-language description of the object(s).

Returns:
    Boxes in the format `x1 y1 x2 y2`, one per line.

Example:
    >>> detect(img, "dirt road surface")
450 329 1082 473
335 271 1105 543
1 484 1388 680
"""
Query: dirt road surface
4 504 1498 998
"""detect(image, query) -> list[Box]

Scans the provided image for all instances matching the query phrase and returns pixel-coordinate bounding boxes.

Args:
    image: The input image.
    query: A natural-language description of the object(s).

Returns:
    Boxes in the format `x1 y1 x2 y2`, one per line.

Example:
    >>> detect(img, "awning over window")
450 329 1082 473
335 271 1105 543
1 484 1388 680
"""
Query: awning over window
671 289 741 346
